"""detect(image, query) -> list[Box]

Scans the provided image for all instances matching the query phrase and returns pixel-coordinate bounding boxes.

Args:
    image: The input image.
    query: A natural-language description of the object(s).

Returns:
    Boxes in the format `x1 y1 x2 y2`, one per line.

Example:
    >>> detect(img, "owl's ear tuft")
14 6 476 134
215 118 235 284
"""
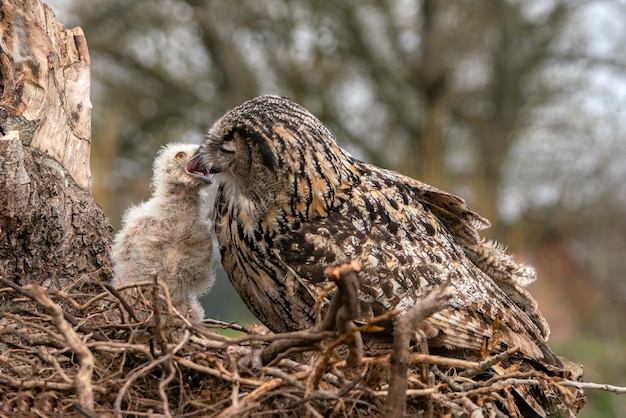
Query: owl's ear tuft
250 130 277 172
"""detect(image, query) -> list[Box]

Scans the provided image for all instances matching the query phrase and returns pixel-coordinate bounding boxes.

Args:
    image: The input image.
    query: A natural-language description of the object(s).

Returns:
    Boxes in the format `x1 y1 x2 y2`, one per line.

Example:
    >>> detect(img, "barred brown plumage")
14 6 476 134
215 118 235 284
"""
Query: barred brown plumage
187 95 560 366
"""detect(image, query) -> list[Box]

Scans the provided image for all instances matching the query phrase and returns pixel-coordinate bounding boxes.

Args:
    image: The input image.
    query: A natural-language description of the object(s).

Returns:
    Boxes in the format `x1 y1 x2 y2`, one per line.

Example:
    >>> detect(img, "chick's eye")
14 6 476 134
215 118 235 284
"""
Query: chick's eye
175 151 186 160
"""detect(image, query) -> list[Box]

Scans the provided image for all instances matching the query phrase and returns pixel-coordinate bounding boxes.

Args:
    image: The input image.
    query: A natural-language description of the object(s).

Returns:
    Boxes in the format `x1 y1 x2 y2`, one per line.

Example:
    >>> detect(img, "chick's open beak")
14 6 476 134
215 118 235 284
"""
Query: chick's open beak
185 156 214 184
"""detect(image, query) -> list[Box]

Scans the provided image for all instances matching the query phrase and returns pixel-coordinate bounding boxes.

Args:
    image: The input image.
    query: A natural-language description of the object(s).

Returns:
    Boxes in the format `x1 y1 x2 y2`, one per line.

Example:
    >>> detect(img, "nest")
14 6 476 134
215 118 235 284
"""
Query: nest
0 264 585 417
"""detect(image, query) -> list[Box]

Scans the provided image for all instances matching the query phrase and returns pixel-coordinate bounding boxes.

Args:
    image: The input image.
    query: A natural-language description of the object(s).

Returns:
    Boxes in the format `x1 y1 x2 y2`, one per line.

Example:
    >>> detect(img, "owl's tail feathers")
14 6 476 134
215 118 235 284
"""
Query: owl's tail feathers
416 186 491 242
464 239 537 286
424 309 562 370
422 306 585 416
491 356 585 418
462 240 552 341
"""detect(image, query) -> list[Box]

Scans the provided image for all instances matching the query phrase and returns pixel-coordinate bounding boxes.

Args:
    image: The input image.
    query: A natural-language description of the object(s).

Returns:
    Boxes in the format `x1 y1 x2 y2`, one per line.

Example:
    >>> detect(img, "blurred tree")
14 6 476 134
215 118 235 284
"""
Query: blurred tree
70 0 576 238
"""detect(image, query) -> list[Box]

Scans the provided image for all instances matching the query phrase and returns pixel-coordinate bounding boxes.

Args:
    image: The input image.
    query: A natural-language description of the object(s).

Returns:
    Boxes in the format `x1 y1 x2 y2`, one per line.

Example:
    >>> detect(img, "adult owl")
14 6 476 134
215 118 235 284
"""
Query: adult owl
113 143 214 322
186 95 560 366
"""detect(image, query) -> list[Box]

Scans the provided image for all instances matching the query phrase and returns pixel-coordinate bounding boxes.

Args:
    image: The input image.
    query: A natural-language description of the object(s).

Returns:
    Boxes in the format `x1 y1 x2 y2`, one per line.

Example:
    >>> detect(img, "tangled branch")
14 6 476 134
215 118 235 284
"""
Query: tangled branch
0 264 603 416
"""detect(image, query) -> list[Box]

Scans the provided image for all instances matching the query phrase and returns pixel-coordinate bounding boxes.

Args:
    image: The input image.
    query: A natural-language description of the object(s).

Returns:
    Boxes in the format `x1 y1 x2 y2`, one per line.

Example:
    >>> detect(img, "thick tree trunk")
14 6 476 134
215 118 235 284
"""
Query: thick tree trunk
0 0 112 288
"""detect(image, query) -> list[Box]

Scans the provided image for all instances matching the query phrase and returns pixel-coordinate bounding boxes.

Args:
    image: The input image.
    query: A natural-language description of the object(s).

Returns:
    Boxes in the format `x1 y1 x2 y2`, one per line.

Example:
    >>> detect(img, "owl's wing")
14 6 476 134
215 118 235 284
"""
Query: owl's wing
409 178 490 234
403 175 549 339
274 170 559 366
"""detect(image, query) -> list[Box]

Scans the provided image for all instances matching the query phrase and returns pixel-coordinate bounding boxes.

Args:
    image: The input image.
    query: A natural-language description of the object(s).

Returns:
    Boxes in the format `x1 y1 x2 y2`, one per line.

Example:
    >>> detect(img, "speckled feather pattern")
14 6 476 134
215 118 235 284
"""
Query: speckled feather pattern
112 143 215 322
194 96 558 365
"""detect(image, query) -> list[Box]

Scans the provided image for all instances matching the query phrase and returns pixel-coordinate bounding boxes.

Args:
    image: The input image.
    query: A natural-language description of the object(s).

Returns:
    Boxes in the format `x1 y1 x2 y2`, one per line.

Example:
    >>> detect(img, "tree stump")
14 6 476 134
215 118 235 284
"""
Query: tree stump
0 0 112 289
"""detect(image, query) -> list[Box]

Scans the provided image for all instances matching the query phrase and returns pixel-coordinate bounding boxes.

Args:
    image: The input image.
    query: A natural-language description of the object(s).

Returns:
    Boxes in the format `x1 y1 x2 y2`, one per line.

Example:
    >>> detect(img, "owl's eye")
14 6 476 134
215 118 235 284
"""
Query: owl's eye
175 151 186 160
220 142 236 154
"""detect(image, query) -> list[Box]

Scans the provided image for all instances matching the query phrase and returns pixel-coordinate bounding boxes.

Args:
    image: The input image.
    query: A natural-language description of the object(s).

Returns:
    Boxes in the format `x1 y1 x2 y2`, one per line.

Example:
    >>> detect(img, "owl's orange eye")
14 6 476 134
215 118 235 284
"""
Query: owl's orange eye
175 151 186 160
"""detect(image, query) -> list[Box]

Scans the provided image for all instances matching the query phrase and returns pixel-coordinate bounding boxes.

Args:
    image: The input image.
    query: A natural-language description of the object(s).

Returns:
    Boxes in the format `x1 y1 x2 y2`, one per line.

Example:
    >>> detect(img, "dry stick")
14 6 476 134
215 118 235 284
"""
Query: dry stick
559 380 626 394
456 396 483 418
407 353 478 370
202 318 250 333
101 282 139 321
113 330 190 418
463 369 541 391
158 360 176 418
260 314 340 365
503 387 518 417
263 367 306 389
0 277 107 342
228 348 241 415
326 260 363 366
373 388 436 398
459 376 626 397
286 371 365 412
0 374 106 392
193 319 335 345
247 325 265 372
175 356 265 387
30 285 95 415
29 347 73 384
307 262 365 395
87 341 154 358
434 367 464 392
459 346 520 378
151 273 169 354
277 358 343 388
384 281 454 418
330 348 481 372
261 261 364 366
216 377 285 418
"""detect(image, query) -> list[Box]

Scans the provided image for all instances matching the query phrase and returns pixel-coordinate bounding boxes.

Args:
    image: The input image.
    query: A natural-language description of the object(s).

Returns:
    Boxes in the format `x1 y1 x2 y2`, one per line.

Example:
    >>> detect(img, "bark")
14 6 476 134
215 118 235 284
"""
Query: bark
0 0 112 289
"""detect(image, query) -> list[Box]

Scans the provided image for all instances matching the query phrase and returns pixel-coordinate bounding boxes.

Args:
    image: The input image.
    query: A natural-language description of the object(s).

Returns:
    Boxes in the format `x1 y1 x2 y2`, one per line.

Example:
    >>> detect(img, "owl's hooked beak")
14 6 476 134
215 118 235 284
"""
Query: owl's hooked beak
185 156 214 184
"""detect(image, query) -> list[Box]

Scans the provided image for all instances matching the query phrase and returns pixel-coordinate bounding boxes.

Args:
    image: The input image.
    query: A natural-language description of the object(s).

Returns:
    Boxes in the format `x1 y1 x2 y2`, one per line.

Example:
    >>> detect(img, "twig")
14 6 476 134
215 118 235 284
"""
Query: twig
247 324 265 372
0 277 107 341
228 347 241 415
384 281 454 418
263 367 305 389
459 346 520 378
100 282 138 321
558 380 626 394
262 261 364 366
113 330 190 418
216 377 284 417
202 318 250 333
151 273 168 354
86 341 154 359
0 373 106 392
47 286 110 312
158 360 176 418
372 388 436 397
456 396 483 418
408 353 479 370
326 260 363 366
30 285 95 415
175 356 264 387
434 367 463 392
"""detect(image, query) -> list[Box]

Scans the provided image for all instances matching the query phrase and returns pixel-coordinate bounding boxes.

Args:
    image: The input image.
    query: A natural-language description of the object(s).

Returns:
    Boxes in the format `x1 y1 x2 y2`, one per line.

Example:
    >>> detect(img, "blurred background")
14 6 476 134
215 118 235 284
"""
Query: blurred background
46 1 625 415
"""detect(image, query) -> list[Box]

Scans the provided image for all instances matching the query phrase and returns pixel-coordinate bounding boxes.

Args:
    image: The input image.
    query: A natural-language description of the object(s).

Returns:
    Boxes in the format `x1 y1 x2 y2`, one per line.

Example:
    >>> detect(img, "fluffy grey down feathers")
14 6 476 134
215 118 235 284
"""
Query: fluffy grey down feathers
112 143 214 321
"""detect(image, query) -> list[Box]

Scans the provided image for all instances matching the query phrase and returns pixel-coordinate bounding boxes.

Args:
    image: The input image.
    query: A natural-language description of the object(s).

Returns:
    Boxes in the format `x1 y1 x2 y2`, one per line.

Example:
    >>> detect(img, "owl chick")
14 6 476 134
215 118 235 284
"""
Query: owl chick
112 143 214 322
186 95 560 366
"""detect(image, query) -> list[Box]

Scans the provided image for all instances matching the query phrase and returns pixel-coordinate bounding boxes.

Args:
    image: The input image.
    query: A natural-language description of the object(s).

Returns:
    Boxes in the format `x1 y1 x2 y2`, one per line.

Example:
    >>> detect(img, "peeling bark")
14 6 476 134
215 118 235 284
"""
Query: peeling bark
0 0 112 288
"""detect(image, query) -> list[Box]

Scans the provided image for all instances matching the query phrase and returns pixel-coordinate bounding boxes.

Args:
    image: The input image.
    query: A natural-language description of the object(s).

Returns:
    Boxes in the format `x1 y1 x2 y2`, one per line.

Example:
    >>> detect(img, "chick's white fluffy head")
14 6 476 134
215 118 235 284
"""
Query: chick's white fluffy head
152 143 213 195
